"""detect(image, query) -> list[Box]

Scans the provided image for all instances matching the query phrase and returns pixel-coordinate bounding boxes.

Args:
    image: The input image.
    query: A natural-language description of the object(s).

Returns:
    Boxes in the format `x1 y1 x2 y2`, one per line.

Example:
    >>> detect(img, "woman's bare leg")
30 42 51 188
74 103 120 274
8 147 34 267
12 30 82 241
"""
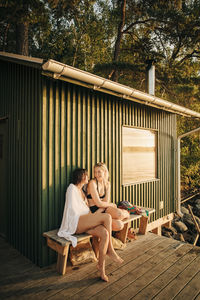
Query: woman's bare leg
76 212 123 264
112 219 124 231
87 225 109 282
105 207 129 220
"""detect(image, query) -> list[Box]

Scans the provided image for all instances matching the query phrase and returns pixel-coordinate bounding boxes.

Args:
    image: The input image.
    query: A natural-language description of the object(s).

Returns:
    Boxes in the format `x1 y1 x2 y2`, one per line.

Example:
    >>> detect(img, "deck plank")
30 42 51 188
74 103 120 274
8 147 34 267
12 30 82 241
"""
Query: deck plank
132 247 200 300
24 234 162 300
70 237 178 300
174 271 200 300
153 252 200 300
1 234 200 300
194 292 200 300
105 243 192 300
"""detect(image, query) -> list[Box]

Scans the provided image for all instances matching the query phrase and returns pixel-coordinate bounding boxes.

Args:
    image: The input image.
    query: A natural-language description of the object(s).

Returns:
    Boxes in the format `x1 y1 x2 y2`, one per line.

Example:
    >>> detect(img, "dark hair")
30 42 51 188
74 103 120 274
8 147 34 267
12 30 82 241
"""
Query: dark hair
72 168 88 185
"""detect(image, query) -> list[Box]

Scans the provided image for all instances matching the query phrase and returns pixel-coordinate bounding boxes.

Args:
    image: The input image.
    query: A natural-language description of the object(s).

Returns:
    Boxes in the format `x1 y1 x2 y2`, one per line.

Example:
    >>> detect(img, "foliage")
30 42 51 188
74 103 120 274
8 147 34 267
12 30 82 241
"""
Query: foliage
0 0 200 195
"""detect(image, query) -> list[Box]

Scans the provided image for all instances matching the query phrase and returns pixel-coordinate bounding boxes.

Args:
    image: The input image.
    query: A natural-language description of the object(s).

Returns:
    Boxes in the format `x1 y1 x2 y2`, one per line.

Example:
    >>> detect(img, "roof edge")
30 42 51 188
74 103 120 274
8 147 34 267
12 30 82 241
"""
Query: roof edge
42 59 200 119
0 52 43 69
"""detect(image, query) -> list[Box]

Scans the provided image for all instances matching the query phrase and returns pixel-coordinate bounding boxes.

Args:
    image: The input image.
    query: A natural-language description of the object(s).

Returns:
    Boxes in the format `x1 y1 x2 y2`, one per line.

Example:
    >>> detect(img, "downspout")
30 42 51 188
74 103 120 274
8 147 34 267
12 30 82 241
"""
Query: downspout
177 127 200 217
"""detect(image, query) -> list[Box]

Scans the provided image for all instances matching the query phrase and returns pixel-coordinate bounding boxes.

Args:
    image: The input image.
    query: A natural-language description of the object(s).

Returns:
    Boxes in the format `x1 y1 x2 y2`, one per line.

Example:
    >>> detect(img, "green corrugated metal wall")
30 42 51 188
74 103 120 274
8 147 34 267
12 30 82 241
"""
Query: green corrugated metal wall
0 60 42 265
0 59 177 267
40 77 177 266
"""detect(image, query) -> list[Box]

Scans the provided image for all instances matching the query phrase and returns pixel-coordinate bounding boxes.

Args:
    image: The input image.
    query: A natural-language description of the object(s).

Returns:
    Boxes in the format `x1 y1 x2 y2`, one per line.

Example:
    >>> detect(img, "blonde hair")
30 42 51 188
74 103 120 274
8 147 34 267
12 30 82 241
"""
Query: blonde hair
94 162 109 181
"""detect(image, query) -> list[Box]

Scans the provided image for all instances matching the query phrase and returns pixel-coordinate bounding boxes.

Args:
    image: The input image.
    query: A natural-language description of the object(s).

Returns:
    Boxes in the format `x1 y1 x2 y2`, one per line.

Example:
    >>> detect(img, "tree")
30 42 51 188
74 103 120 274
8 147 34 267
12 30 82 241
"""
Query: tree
0 0 199 194
0 0 49 55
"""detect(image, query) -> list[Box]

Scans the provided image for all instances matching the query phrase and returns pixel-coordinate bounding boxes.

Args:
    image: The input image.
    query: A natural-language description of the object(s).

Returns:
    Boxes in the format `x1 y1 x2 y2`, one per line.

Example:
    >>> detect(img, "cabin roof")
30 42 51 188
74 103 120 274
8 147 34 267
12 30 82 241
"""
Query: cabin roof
1 51 200 119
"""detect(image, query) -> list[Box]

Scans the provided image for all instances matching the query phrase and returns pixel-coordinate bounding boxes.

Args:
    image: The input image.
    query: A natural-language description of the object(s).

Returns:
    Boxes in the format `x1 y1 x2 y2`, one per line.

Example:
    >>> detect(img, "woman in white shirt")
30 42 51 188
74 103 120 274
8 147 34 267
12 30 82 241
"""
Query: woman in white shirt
58 168 123 282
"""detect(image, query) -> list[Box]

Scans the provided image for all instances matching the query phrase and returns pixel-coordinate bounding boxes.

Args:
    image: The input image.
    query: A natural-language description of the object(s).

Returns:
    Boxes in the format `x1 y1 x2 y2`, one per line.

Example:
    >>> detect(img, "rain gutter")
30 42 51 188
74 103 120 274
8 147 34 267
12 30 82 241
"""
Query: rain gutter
177 127 200 217
42 59 200 119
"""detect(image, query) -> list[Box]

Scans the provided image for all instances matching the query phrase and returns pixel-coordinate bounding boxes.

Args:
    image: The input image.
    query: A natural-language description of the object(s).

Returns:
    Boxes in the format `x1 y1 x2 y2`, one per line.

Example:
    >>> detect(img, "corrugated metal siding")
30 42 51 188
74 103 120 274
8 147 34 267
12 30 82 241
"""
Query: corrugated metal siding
41 77 177 266
0 60 42 265
0 59 177 267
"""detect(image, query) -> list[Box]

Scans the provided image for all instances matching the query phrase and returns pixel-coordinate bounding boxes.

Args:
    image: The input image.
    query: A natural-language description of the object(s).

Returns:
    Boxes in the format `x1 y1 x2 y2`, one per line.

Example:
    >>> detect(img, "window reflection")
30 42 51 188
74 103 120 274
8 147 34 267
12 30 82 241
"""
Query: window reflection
122 127 157 184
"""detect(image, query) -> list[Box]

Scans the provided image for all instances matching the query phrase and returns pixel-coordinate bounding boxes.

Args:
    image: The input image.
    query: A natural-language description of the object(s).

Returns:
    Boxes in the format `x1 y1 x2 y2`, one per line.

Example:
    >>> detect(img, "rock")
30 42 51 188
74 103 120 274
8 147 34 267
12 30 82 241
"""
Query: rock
182 231 196 244
174 233 185 242
162 226 177 236
181 206 189 215
183 214 195 228
170 226 178 235
174 221 188 233
195 203 200 210
192 207 200 218
195 199 200 206
183 212 200 229
162 231 173 238
195 215 200 227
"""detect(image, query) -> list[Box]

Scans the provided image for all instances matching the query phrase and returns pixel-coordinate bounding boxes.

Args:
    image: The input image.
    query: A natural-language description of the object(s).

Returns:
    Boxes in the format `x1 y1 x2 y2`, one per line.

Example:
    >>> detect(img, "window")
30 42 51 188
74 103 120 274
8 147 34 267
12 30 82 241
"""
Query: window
122 126 158 184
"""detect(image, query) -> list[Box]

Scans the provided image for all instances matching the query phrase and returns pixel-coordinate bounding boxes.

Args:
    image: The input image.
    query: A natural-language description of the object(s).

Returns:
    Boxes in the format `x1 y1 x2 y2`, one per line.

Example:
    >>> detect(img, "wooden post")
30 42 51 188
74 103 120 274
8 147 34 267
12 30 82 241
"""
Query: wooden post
56 245 69 275
164 221 172 228
139 216 149 235
151 226 162 236
193 234 199 246
115 223 130 243
56 254 67 275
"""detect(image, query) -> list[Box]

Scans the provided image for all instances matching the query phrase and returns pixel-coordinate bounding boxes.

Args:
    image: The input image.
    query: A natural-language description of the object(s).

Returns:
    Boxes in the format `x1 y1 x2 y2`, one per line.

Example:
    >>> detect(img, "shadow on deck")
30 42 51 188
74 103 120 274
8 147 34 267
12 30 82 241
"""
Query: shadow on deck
1 233 200 300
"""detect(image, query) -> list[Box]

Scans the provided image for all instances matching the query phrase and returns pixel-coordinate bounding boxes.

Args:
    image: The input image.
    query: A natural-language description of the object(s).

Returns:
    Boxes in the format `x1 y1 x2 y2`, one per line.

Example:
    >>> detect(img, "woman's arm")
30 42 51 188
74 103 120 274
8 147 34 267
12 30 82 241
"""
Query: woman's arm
87 180 115 208
102 181 110 203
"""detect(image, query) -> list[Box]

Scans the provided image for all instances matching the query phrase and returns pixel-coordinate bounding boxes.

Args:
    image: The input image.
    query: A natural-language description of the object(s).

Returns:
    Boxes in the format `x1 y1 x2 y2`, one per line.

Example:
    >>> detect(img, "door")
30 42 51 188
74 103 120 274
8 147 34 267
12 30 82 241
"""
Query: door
0 119 8 238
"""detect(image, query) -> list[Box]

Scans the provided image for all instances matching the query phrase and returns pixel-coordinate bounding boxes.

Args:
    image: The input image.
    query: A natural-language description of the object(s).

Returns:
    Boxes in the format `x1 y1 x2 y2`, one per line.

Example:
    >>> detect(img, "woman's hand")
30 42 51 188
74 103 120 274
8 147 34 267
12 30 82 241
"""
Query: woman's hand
109 203 117 208
94 208 105 214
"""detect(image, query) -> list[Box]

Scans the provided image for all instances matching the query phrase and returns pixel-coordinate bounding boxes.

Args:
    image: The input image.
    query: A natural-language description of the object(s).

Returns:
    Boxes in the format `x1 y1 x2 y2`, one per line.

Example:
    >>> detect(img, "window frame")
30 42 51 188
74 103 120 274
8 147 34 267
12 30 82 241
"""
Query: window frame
121 125 159 186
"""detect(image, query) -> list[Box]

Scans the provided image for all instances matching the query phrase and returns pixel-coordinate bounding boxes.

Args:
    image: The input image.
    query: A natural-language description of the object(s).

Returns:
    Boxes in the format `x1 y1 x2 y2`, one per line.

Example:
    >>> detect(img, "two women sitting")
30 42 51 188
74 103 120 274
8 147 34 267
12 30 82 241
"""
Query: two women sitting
58 163 129 282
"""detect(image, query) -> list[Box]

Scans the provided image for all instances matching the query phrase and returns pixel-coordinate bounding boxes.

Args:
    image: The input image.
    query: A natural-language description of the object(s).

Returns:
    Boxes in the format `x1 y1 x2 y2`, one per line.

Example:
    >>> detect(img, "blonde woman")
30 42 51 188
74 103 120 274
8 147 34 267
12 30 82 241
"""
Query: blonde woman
87 163 129 231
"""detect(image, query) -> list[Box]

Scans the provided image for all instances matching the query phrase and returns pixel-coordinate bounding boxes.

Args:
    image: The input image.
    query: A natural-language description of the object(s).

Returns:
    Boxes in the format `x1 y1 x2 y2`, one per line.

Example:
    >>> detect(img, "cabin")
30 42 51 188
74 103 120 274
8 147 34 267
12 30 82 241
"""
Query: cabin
0 52 200 267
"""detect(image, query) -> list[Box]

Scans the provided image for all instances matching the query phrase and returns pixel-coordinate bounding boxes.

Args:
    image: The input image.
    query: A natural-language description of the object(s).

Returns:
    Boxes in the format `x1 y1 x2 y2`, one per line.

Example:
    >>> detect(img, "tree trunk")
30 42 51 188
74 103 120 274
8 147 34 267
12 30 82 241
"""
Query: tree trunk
16 22 29 56
110 0 126 82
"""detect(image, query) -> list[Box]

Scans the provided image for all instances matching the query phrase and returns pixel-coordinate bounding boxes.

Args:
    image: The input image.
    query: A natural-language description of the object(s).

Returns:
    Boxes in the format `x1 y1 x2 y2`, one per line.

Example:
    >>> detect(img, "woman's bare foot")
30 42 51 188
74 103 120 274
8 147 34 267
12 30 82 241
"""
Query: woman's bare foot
107 251 124 264
100 273 109 282
97 264 109 282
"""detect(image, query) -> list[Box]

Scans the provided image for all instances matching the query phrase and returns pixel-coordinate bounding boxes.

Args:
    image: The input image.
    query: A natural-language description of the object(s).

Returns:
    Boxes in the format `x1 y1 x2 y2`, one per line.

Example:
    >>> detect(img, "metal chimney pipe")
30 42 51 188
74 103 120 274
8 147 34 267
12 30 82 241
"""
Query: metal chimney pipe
146 60 155 96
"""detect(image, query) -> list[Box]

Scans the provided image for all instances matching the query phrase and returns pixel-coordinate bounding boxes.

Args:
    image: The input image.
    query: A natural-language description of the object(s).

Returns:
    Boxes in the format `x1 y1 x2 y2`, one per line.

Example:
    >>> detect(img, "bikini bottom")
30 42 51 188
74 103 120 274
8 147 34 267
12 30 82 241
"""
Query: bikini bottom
90 205 106 214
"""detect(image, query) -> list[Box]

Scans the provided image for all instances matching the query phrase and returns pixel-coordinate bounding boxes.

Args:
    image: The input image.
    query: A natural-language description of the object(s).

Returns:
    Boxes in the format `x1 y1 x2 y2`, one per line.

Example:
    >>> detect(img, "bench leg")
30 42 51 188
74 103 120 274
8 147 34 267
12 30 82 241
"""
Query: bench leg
164 221 172 228
115 222 129 243
152 226 162 236
56 246 69 275
139 216 149 235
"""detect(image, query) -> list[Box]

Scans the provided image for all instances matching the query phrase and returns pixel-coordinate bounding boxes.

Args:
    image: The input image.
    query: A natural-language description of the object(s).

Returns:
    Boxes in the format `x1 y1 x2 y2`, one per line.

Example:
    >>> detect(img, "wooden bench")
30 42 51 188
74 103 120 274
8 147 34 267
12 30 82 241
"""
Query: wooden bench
43 207 155 275
115 207 155 243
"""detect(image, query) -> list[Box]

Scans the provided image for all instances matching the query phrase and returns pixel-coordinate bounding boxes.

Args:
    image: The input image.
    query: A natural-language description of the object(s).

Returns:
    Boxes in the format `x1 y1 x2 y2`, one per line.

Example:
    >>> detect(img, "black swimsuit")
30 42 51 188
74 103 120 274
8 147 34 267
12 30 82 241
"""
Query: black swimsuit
87 180 106 213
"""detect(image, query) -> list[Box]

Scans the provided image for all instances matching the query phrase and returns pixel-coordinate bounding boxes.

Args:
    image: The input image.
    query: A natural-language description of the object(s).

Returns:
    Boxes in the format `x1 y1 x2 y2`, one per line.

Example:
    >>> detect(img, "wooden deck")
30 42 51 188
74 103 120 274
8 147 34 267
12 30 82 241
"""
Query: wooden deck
1 233 200 300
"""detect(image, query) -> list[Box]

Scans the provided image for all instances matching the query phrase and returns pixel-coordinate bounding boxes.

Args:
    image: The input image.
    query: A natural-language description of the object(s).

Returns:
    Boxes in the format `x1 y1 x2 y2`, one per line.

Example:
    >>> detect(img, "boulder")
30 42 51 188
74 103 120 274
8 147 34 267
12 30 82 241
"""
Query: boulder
182 231 196 244
192 207 200 218
170 226 178 235
164 231 173 238
183 214 195 229
181 206 189 215
174 221 188 233
195 198 200 206
174 233 185 242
